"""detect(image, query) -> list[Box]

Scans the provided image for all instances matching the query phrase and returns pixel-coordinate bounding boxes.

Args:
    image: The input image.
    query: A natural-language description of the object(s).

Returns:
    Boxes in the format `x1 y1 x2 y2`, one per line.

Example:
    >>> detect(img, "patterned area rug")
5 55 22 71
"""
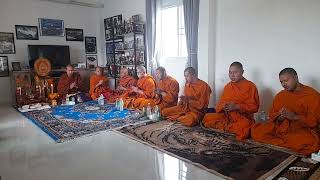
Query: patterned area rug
22 101 149 142
117 120 296 180
275 158 320 180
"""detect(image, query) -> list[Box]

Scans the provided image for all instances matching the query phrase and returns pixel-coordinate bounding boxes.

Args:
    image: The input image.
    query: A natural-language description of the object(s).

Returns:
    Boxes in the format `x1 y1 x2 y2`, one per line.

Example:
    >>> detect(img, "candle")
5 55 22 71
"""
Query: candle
39 86 42 97
51 84 54 94
18 87 21 96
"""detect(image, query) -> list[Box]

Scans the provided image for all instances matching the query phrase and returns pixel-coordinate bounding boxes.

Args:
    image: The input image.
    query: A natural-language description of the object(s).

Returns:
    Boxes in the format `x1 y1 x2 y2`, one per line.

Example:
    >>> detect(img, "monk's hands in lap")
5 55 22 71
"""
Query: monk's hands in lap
118 85 126 91
179 96 188 104
96 80 104 88
279 108 299 121
224 102 240 112
155 89 167 98
70 82 77 89
132 86 143 94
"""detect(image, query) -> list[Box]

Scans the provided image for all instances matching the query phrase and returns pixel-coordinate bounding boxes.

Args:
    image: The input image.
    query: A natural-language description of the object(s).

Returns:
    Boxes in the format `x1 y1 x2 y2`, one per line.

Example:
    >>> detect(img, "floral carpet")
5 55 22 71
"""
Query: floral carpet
22 101 148 142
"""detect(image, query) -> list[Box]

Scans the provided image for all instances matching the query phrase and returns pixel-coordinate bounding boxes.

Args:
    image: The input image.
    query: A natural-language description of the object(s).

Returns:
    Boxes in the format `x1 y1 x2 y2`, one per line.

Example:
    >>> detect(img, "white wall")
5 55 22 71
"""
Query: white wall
215 0 320 110
198 0 216 106
0 0 103 105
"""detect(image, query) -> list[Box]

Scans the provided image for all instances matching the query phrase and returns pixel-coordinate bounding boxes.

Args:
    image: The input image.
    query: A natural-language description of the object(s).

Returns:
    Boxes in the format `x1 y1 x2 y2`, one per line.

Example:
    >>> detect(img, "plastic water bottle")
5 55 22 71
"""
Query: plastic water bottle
98 94 104 105
119 98 124 111
142 106 146 116
146 103 152 119
115 98 119 110
260 111 268 121
154 105 160 121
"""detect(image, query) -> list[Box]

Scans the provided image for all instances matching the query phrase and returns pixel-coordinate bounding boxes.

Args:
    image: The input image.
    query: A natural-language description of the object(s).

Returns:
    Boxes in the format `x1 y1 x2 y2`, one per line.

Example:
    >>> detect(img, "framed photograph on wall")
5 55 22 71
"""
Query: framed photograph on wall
86 55 98 69
15 25 39 40
39 18 64 36
104 18 112 30
11 62 21 71
66 28 84 41
85 36 97 54
0 56 9 77
0 32 15 54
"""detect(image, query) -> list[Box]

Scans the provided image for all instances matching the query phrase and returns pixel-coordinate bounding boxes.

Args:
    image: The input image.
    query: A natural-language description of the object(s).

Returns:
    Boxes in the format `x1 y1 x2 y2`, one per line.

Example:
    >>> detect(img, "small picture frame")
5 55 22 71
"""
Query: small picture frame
0 56 9 77
66 28 84 41
86 55 98 69
85 36 97 54
105 29 113 40
39 18 64 36
11 62 21 71
104 18 112 30
0 32 15 54
15 25 39 40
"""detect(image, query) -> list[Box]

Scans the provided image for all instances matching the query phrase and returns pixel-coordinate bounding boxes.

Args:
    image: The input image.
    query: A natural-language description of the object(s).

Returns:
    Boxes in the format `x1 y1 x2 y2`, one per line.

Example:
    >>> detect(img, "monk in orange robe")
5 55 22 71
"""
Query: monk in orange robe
122 66 156 109
57 65 83 99
117 67 137 94
162 67 211 126
136 66 180 110
251 68 320 155
203 62 259 140
89 67 109 100
105 67 137 103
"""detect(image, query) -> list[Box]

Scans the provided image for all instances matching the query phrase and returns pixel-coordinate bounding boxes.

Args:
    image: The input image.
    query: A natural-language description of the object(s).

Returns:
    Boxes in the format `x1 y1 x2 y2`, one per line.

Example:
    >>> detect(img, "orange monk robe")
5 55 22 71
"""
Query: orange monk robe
251 84 320 155
57 73 83 98
203 79 259 140
89 74 109 100
162 79 211 126
156 76 179 109
105 75 137 103
117 75 137 94
122 75 156 108
136 76 180 110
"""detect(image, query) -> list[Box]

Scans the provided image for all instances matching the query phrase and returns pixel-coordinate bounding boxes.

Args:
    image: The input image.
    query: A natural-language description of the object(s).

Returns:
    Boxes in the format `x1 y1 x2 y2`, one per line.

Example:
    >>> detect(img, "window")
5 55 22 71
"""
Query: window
160 5 187 60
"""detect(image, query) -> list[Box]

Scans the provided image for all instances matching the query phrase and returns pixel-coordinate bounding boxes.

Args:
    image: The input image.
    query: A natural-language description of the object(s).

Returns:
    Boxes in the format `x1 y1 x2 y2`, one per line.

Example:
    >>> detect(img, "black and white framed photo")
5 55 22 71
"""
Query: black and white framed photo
112 15 122 26
0 56 9 77
105 29 113 40
85 36 97 54
86 55 98 69
11 62 21 71
15 25 39 40
104 18 112 30
66 28 84 41
39 18 64 36
0 32 15 54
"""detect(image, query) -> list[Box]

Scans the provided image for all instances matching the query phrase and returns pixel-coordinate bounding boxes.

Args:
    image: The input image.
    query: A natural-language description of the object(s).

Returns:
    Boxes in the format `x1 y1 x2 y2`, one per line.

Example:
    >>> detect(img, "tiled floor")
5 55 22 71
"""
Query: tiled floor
0 106 223 180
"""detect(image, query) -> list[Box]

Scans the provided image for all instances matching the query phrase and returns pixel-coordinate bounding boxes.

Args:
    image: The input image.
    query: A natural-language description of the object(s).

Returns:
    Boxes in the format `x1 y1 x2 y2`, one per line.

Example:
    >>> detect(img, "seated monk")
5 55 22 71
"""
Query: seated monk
57 65 83 99
105 67 137 102
162 67 211 126
136 66 180 110
116 67 137 95
89 67 109 100
203 62 259 140
251 68 320 155
122 66 156 109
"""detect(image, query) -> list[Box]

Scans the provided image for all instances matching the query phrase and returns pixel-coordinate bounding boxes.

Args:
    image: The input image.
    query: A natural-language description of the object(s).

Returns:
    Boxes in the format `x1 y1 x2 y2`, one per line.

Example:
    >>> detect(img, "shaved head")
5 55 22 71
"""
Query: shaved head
95 66 104 76
184 67 197 83
279 67 297 77
279 67 299 92
120 67 129 77
184 67 197 76
229 61 244 82
66 64 74 77
136 66 146 78
66 64 74 70
136 66 146 73
156 66 167 80
230 61 243 71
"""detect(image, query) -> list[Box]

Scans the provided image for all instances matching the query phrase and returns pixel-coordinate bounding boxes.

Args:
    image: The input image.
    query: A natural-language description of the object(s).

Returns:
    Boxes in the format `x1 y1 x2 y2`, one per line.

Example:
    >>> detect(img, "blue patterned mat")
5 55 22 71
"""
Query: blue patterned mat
22 101 148 142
